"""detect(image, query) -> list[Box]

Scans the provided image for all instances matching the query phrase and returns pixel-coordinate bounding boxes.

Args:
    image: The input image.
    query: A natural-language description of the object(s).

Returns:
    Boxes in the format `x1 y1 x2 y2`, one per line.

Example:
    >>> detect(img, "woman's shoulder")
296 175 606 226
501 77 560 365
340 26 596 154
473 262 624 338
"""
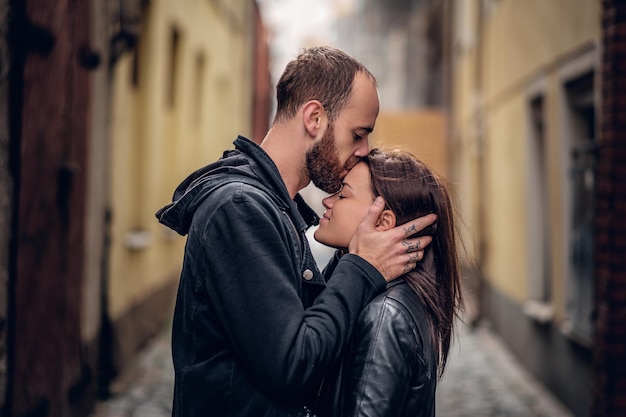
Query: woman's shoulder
361 280 430 338
362 281 418 316
370 280 425 314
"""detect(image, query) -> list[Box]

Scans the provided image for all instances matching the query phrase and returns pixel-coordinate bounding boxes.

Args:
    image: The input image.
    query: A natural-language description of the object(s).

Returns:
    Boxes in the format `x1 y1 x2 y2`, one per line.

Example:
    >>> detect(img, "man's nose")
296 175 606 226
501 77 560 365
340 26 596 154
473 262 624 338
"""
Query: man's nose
354 139 369 157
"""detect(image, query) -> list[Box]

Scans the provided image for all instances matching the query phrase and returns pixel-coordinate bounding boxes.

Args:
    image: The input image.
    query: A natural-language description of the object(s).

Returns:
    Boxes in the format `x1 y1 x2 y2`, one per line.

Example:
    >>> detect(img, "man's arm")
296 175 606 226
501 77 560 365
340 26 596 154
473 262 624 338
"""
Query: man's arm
199 185 385 399
349 196 436 282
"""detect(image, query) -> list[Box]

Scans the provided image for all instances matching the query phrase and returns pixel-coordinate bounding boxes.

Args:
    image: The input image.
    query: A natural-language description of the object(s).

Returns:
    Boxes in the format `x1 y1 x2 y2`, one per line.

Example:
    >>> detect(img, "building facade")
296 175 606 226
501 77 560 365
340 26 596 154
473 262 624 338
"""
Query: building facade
448 1 599 415
1 0 269 415
105 0 260 380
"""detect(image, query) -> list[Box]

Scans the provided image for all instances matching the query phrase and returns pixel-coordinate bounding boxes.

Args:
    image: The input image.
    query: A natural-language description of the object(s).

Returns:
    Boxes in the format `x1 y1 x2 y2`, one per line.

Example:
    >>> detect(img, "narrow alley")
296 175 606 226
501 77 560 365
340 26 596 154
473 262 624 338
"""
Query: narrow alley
90 318 574 417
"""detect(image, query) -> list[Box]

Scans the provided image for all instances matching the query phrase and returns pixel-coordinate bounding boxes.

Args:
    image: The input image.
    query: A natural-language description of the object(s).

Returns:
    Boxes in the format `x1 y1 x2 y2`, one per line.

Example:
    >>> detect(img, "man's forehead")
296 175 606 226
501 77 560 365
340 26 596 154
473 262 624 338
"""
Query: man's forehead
338 79 379 125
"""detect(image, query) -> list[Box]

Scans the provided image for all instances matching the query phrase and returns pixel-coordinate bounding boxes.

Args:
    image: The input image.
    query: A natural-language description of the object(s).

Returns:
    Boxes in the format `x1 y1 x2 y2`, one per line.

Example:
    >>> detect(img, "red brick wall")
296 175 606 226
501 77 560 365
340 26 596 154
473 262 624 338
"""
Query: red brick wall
593 1 626 416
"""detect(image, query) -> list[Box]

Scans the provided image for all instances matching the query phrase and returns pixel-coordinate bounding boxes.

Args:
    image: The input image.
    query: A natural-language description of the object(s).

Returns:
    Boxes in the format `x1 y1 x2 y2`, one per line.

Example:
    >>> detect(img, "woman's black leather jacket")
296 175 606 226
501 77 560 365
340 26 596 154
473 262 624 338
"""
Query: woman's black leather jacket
311 253 438 417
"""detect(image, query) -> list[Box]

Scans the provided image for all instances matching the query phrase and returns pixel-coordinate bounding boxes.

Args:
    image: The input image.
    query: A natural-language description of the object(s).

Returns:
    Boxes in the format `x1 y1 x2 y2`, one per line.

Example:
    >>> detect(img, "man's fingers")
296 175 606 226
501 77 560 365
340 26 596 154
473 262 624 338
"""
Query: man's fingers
369 196 385 215
402 240 421 253
398 213 437 237
404 250 424 273
360 196 386 228
407 251 423 262
403 236 433 252
350 201 435 282
348 197 387 255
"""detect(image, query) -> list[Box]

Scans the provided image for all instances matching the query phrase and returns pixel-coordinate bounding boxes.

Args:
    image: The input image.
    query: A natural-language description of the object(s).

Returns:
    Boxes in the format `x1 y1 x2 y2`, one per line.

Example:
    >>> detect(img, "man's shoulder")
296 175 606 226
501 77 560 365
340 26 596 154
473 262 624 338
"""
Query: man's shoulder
201 174 284 207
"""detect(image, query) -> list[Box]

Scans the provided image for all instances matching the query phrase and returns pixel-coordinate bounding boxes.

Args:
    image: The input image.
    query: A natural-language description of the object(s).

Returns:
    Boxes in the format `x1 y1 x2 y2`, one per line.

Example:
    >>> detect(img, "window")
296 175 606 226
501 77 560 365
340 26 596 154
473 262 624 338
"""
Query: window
454 0 476 53
562 71 596 346
131 48 140 88
524 94 553 323
166 27 180 108
193 52 205 126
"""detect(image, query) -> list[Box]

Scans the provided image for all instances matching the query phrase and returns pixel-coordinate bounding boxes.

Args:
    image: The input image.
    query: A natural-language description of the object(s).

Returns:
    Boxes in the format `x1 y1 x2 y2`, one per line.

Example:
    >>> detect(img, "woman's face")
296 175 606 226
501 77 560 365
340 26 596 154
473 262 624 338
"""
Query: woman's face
314 162 375 249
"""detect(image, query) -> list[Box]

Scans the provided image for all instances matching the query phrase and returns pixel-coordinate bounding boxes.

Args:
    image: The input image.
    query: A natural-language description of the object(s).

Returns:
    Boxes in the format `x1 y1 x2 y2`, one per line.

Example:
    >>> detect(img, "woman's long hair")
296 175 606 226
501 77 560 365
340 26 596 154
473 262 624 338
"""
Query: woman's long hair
367 148 463 377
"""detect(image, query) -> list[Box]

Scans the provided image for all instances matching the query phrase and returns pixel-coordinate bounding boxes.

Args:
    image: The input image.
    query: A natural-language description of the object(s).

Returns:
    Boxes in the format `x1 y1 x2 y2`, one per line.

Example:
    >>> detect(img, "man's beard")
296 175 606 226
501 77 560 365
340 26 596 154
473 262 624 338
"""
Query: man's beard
306 124 345 194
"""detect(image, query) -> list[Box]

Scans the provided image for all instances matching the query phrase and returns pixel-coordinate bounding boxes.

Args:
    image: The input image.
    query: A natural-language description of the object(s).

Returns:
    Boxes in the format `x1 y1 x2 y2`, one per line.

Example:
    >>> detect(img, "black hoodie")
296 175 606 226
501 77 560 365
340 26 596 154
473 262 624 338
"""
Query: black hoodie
156 136 386 417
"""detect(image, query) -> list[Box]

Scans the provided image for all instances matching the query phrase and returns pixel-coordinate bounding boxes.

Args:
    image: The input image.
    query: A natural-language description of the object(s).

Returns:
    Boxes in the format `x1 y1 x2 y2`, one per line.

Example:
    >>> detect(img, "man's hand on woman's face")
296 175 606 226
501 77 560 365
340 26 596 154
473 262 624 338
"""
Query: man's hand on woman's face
348 197 436 282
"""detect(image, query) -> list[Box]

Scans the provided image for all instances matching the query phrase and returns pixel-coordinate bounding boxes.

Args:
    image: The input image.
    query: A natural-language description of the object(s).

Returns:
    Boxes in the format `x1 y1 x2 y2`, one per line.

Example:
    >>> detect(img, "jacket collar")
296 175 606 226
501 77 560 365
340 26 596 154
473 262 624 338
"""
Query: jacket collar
156 136 320 236
234 136 319 231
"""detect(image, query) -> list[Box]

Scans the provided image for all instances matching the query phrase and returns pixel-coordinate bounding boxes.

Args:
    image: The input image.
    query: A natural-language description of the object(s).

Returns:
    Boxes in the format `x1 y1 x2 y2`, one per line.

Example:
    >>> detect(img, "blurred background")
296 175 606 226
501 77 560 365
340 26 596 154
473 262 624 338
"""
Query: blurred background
1 0 624 416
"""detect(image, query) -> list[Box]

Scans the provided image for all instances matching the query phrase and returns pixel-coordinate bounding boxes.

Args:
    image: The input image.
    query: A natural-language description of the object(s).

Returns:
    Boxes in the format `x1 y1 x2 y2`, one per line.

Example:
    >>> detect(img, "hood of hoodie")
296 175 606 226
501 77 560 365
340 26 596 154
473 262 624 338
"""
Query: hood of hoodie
155 135 319 236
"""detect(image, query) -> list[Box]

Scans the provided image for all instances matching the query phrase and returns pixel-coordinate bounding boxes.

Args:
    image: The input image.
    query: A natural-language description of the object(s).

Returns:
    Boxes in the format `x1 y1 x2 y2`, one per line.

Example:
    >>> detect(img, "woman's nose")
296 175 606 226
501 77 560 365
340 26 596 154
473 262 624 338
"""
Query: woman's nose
322 194 337 209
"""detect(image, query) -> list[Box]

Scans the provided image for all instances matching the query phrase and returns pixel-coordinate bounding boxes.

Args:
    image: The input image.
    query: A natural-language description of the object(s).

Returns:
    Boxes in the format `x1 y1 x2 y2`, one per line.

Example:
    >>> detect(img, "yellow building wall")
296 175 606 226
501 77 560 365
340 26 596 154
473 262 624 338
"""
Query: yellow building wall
108 0 255 321
449 132 482 269
371 110 448 179
452 0 599 306
482 0 598 105
483 98 528 300
449 0 482 263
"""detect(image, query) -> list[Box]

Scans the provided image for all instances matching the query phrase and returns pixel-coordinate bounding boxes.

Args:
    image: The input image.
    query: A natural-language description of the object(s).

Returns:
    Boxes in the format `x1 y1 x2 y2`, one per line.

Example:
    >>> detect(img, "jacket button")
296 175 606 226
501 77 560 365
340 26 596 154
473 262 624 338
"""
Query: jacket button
303 269 314 281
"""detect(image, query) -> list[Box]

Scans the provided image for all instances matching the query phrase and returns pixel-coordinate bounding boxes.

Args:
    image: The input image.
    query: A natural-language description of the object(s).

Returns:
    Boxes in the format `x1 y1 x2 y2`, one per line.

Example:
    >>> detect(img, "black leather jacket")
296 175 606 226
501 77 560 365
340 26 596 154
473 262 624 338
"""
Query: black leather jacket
311 253 438 417
156 136 387 417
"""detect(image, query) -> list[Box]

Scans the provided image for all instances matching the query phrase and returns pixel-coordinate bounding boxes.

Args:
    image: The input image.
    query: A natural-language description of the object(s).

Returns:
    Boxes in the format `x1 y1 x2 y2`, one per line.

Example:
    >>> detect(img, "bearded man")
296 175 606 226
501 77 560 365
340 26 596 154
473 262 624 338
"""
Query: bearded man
156 46 435 417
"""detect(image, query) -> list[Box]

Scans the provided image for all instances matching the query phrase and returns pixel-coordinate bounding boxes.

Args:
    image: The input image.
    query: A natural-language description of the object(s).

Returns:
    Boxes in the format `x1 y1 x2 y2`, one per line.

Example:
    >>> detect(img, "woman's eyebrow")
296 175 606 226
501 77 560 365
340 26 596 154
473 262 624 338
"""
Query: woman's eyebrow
341 182 354 192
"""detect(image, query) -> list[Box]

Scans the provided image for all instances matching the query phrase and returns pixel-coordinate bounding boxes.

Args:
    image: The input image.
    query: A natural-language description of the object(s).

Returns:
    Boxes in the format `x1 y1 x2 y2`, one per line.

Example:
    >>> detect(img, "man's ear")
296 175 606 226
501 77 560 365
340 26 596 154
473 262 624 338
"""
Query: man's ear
302 100 326 138
375 209 396 231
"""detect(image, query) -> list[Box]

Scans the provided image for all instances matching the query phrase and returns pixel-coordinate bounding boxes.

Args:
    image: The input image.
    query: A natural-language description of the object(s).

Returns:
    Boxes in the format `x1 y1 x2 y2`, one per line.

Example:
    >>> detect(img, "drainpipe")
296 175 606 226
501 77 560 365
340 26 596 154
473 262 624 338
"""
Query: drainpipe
473 0 486 323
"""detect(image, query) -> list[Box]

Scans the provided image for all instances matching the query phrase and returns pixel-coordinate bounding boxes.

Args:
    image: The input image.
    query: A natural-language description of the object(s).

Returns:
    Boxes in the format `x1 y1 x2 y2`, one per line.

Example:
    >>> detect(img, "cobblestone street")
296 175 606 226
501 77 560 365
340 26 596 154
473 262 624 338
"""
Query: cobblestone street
91 326 174 417
436 322 573 417
90 319 574 417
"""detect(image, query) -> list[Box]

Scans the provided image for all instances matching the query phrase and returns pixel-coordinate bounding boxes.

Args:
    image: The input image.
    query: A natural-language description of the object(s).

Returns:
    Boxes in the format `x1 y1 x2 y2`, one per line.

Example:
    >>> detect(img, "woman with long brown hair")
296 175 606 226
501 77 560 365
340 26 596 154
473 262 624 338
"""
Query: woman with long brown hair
311 147 464 417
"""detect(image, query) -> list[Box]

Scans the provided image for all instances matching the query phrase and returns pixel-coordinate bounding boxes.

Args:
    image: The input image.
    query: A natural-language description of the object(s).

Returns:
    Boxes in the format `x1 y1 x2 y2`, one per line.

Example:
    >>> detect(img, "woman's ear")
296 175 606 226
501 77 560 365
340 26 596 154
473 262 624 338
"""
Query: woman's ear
302 100 326 138
375 209 396 231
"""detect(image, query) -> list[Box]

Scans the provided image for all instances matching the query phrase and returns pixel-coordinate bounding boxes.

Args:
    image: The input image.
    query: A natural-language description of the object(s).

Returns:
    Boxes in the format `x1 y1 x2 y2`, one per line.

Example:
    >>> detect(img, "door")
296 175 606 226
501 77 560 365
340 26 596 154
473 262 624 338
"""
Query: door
11 0 91 415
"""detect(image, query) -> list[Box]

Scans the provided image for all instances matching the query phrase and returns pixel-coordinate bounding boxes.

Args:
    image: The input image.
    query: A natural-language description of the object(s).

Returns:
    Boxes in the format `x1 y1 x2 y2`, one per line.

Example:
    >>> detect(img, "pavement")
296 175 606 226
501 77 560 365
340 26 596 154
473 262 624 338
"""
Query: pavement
90 325 174 417
89 317 574 417
436 320 573 417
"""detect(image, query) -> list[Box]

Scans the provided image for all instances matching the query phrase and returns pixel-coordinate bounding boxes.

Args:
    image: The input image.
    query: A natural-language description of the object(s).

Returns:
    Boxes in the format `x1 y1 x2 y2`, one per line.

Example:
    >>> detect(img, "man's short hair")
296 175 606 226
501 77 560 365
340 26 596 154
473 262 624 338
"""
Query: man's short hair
274 46 376 124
